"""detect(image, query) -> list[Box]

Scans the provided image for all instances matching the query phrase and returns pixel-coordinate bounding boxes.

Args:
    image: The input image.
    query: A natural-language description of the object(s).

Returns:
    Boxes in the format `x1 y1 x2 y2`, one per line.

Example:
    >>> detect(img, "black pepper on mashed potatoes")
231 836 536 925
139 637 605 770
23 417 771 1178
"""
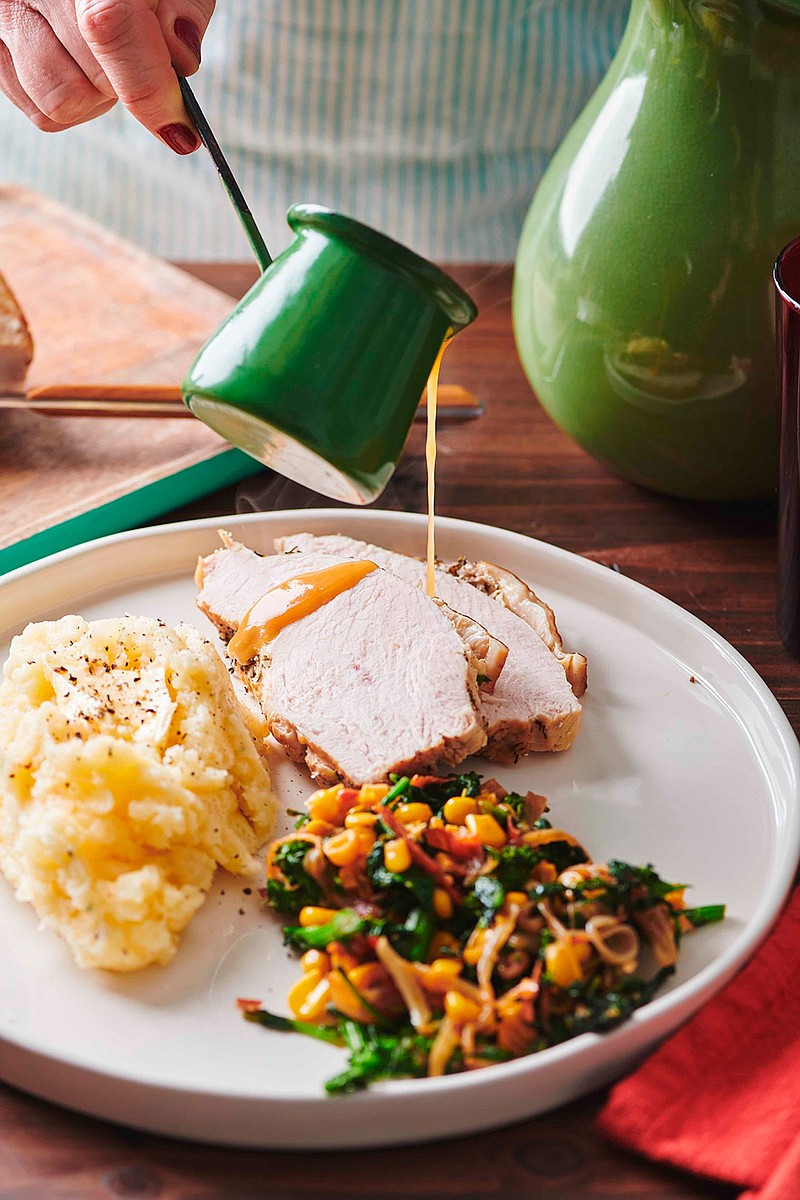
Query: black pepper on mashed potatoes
0 615 277 971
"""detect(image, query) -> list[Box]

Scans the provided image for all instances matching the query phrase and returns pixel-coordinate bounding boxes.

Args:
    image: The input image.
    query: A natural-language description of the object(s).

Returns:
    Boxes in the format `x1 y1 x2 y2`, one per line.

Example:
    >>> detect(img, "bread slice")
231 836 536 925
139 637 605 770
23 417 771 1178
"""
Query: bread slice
0 270 33 392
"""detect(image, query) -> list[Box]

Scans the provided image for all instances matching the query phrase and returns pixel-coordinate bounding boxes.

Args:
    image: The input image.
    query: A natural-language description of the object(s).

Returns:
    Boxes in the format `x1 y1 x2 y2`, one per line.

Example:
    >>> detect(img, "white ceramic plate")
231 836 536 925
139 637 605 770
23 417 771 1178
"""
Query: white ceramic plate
0 509 796 1149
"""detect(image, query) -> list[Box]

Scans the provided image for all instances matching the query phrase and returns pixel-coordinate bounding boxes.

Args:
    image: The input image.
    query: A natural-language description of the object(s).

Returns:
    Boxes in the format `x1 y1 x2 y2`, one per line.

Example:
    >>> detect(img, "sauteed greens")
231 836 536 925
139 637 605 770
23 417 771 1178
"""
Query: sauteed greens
241 775 724 1093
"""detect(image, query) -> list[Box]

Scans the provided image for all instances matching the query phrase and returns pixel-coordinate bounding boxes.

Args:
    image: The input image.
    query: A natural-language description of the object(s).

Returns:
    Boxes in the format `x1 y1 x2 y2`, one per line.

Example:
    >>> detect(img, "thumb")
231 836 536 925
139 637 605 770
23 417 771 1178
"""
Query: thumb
76 0 199 153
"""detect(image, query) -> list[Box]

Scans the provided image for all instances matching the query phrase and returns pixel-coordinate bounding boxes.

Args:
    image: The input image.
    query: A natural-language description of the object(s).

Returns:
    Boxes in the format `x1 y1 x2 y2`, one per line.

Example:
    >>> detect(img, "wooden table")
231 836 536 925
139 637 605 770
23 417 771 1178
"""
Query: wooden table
2 261 786 1200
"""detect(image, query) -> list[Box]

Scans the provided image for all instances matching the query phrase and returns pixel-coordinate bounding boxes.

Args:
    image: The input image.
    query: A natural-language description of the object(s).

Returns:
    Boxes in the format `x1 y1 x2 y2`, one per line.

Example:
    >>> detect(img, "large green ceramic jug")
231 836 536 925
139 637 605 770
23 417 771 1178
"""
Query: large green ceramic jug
513 0 800 501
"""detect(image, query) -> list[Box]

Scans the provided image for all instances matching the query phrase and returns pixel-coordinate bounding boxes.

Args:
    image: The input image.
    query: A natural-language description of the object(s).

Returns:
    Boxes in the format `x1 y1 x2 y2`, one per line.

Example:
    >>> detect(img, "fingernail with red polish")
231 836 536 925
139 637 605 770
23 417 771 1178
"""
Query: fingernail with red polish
159 123 198 154
174 17 202 62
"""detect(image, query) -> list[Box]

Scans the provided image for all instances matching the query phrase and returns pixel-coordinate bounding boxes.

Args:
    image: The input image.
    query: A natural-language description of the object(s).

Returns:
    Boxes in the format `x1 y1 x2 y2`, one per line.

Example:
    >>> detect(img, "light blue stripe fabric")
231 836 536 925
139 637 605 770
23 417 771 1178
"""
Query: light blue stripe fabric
0 1 628 261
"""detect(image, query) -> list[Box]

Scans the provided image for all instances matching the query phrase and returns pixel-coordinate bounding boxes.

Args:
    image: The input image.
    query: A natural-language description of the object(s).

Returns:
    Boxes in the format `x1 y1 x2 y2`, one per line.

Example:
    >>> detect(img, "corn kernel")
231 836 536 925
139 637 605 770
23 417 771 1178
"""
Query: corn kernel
354 826 377 853
357 783 390 807
299 905 338 927
428 957 462 982
544 939 585 989
433 887 454 920
428 931 460 960
323 827 374 867
395 802 433 824
329 962 395 1023
576 941 592 963
300 949 331 974
443 795 479 824
465 812 507 847
384 837 412 873
308 785 351 825
444 990 481 1024
304 818 336 836
288 972 332 1021
344 810 379 828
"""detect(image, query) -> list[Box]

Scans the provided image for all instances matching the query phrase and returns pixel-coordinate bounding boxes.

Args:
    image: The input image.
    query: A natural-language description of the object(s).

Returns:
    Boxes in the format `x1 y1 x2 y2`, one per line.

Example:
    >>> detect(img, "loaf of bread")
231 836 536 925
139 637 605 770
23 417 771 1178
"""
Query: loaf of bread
0 270 32 391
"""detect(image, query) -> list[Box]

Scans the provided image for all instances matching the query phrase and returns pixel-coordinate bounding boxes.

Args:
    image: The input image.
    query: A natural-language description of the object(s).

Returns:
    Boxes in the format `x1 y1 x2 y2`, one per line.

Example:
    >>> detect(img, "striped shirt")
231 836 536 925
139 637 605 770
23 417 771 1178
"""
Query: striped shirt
0 1 628 261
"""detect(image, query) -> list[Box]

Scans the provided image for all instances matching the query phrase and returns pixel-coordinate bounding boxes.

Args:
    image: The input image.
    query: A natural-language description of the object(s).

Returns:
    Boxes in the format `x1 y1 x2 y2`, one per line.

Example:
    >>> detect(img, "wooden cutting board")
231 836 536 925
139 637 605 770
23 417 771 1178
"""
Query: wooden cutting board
0 186 260 575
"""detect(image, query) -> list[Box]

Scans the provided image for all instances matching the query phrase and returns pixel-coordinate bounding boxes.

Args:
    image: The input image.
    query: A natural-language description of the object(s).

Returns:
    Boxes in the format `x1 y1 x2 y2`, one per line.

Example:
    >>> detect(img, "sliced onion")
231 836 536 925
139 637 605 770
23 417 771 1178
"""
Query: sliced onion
428 1015 460 1077
375 936 432 1031
477 911 518 1007
585 914 640 969
634 905 678 967
537 900 569 940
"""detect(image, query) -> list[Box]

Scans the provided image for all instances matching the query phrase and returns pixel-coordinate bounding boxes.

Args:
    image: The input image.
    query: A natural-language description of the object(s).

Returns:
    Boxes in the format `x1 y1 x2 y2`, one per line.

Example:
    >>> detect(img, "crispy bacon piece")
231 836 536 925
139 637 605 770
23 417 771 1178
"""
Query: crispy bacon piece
236 997 262 1012
424 825 483 861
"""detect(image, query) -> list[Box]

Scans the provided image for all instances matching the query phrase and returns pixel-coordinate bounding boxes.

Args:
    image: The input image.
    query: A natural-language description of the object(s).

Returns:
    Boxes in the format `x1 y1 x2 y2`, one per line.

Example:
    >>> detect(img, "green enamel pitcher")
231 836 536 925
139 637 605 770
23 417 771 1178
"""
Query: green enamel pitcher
183 204 477 504
513 0 800 501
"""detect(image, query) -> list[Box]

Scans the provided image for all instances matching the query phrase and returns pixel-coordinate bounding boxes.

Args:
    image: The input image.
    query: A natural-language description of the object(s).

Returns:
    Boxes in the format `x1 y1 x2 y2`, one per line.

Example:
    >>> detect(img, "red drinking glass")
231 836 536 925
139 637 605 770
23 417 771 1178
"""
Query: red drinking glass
776 236 800 654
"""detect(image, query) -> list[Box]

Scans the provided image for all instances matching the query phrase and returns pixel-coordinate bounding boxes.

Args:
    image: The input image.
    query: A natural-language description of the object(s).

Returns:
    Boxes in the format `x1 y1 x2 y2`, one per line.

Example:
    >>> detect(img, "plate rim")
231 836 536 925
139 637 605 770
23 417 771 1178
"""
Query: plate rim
0 508 797 1111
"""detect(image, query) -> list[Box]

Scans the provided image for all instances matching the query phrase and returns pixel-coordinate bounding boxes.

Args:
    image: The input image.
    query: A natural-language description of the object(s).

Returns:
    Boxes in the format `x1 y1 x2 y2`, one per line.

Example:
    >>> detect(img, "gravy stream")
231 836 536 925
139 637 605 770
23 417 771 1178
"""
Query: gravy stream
425 337 451 598
228 560 377 663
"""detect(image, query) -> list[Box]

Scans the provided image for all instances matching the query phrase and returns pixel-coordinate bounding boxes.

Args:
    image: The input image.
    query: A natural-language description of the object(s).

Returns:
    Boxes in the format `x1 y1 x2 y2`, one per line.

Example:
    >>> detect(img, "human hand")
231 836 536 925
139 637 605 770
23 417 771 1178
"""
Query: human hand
0 0 215 153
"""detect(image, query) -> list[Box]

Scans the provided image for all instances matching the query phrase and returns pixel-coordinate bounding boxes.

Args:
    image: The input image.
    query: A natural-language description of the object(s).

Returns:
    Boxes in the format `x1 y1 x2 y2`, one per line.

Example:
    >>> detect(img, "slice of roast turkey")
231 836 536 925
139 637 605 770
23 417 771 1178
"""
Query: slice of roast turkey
196 540 508 785
276 533 584 760
444 558 587 695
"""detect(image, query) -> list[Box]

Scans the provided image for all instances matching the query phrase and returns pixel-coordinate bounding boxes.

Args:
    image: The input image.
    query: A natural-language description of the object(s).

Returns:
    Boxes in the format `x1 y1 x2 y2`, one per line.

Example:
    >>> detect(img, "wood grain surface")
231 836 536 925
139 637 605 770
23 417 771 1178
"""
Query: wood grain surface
0 188 234 553
1 260 788 1199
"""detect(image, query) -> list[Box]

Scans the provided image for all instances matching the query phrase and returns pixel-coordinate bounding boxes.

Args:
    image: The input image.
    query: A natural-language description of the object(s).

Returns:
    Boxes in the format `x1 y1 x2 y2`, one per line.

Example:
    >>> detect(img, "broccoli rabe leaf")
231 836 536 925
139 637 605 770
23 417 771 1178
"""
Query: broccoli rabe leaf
393 906 436 962
602 861 684 911
489 844 537 892
283 908 366 951
545 967 675 1042
539 839 589 873
407 772 483 813
243 1009 342 1045
366 842 434 911
266 839 323 915
681 903 726 927
470 1043 515 1063
326 1021 437 1094
384 776 412 805
502 791 527 819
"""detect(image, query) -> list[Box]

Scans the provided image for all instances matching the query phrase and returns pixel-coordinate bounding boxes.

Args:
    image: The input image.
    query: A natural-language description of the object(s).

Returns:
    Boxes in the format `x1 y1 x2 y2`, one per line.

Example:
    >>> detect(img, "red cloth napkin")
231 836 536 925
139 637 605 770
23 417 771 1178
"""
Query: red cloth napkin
597 886 800 1200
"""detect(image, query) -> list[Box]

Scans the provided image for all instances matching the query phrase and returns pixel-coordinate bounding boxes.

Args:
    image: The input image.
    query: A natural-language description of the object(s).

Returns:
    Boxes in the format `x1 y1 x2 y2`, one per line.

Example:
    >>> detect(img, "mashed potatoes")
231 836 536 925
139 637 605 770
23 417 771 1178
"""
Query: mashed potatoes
0 615 277 971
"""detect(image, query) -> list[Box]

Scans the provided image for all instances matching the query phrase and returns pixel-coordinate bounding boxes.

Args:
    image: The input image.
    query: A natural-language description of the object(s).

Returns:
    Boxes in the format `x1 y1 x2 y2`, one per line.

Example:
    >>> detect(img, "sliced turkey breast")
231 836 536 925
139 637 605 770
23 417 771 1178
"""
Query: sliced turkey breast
196 540 500 785
445 558 587 695
276 533 583 759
